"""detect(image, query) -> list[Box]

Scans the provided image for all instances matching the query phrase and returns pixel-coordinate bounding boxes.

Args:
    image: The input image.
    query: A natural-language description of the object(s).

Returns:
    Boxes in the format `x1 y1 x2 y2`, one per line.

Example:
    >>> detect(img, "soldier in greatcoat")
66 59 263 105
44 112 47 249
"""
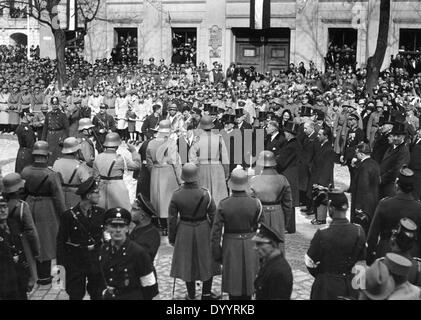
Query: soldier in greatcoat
211 168 263 300
15 112 36 174
21 141 66 285
305 189 366 300
250 151 293 250
77 118 96 168
53 137 92 210
169 163 220 300
7 84 21 131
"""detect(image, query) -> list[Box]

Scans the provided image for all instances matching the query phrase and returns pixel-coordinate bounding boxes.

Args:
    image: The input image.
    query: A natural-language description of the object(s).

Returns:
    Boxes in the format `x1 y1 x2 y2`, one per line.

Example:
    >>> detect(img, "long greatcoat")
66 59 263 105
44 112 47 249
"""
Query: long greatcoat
211 191 262 296
93 149 141 211
189 130 229 207
41 109 69 166
135 138 153 200
308 140 335 195
298 131 318 192
146 137 181 218
169 183 220 282
21 163 66 262
250 168 293 248
15 123 36 174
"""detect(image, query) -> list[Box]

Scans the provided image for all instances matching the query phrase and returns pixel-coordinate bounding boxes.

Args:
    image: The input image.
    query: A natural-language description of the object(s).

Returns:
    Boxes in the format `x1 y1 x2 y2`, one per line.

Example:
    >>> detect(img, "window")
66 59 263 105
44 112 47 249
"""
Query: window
326 28 358 70
171 28 197 65
244 49 256 57
399 29 421 53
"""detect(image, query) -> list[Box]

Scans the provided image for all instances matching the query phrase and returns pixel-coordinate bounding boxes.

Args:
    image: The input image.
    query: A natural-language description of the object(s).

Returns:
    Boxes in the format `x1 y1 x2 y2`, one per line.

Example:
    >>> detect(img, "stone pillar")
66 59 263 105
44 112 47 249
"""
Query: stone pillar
141 0 163 61
84 2 108 63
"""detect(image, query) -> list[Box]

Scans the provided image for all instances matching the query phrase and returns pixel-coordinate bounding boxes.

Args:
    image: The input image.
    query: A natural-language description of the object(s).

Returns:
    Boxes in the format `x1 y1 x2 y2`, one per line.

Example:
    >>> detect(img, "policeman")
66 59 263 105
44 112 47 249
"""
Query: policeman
15 112 36 174
53 137 92 210
367 167 421 264
56 177 105 300
169 163 220 300
250 151 293 249
211 168 263 300
92 103 116 154
389 218 421 286
77 118 96 167
305 189 366 300
21 141 66 285
253 223 293 300
100 207 157 300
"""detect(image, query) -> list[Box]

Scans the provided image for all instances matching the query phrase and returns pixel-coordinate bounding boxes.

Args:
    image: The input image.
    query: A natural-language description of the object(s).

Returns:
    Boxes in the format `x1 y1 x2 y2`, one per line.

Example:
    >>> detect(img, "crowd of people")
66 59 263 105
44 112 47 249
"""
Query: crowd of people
0 44 421 300
171 33 196 65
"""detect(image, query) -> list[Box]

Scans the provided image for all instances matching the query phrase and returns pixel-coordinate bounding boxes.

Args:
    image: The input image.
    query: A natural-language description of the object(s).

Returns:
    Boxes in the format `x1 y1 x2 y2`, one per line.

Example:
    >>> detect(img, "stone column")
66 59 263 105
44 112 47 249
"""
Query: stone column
141 0 163 60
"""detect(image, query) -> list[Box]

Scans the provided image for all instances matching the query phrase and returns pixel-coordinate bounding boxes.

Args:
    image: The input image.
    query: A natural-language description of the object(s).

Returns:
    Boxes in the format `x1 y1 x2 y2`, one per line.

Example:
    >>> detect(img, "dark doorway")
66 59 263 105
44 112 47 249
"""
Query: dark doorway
233 28 290 74
399 29 421 53
326 28 358 70
171 28 197 65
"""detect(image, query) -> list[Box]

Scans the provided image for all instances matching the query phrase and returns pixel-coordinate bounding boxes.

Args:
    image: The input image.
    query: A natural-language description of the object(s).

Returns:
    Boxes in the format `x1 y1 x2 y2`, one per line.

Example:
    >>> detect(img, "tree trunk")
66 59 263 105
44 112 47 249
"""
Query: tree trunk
366 0 390 97
52 28 67 89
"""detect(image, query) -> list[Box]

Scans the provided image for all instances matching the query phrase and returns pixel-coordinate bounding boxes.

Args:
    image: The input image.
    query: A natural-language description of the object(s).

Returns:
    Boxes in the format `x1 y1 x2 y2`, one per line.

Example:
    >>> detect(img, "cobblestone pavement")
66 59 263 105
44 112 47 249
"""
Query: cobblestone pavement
0 136 350 301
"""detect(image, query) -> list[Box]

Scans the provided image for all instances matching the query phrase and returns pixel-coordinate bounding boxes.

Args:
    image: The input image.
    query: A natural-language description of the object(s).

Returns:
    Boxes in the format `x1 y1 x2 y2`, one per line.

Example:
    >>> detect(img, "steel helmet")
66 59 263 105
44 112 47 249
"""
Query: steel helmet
103 132 121 148
32 141 50 156
78 118 95 131
61 137 81 154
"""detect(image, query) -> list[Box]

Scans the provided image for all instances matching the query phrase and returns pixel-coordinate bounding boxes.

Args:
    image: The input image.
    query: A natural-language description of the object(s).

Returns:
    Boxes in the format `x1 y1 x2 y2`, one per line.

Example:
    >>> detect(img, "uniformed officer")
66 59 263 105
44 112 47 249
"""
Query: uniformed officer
250 151 293 249
92 103 116 154
169 163 220 300
93 132 141 211
100 207 157 300
77 118 96 167
41 96 69 166
53 137 92 210
56 177 105 300
367 167 421 264
3 173 40 292
253 223 293 300
211 168 263 300
389 218 421 286
15 112 36 174
21 141 66 285
305 189 366 300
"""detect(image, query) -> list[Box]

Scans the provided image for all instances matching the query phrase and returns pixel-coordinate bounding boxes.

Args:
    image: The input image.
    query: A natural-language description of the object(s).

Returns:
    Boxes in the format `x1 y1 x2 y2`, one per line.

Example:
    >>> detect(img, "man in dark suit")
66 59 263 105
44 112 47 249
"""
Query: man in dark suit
379 122 411 199
340 113 365 188
276 121 302 233
350 143 381 234
265 121 285 157
309 126 336 224
235 108 254 168
367 168 421 265
141 104 162 140
221 114 240 173
372 122 394 164
409 128 421 200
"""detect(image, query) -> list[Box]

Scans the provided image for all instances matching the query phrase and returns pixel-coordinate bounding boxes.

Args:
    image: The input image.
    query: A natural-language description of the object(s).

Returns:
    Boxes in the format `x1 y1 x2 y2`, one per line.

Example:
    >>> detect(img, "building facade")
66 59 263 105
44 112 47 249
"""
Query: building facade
15 0 421 72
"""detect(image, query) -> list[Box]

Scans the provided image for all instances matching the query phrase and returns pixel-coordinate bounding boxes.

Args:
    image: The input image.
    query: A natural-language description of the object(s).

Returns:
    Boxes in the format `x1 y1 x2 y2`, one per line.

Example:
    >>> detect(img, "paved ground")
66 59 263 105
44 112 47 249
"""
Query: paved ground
0 135 350 300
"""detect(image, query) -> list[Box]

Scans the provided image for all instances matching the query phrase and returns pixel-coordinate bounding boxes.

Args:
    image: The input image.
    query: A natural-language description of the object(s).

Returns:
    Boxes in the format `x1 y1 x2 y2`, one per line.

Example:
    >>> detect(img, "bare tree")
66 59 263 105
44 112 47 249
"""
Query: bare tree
0 0 101 88
365 0 390 96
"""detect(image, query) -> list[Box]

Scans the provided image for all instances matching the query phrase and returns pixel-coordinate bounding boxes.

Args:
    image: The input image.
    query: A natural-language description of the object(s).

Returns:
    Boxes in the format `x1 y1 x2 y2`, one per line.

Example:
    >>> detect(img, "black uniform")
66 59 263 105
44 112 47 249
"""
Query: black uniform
306 218 366 300
135 138 153 200
56 203 105 300
254 254 293 300
92 112 116 153
15 122 36 173
99 238 155 300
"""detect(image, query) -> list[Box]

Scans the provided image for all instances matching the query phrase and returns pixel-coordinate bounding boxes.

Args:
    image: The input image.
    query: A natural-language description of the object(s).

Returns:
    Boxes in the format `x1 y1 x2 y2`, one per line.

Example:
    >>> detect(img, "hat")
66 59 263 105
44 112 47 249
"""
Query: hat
348 112 360 121
199 115 215 130
235 108 245 118
222 114 236 125
328 188 348 210
391 121 407 136
228 168 249 191
356 142 371 155
396 166 414 190
315 109 325 121
2 173 25 194
300 106 314 117
103 132 122 147
104 207 131 225
258 111 268 121
283 121 299 135
157 120 172 134
203 103 211 112
392 218 418 251
257 151 277 168
78 118 95 131
76 177 98 196
384 253 412 277
32 141 50 156
192 107 202 115
252 223 283 244
238 100 246 107
363 259 395 300
61 137 81 154
208 106 218 115
181 163 199 183
133 193 157 218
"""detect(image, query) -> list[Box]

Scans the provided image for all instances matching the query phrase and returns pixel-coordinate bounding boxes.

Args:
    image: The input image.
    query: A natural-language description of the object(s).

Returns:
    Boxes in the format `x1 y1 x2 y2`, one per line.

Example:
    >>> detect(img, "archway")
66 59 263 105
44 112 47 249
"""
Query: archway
10 32 28 46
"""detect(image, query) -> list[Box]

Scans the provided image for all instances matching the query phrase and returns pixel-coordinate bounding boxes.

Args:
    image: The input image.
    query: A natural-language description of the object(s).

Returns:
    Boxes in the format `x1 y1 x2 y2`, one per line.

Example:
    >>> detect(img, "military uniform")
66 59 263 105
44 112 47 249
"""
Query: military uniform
41 109 70 166
78 134 96 168
135 138 153 200
32 91 46 113
15 122 36 173
53 156 92 210
367 193 421 264
56 203 105 300
21 163 66 281
211 191 263 298
306 218 366 300
92 112 116 153
19 92 32 113
7 89 21 127
99 239 155 300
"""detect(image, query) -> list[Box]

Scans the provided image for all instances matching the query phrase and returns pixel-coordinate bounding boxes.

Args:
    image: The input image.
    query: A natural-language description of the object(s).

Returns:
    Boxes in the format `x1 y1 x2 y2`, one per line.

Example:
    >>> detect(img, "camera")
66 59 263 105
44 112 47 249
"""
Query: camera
312 184 330 207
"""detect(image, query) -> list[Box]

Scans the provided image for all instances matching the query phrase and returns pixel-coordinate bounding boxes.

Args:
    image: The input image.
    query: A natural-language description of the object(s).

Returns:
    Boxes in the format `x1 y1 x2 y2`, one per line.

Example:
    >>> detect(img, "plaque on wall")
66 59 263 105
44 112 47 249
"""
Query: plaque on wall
209 25 222 58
